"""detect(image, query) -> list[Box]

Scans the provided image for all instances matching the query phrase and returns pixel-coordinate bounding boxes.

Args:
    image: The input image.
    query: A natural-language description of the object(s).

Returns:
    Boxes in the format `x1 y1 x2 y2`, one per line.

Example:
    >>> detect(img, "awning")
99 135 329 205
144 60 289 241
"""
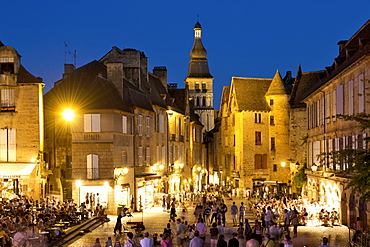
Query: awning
0 163 37 178
135 173 157 178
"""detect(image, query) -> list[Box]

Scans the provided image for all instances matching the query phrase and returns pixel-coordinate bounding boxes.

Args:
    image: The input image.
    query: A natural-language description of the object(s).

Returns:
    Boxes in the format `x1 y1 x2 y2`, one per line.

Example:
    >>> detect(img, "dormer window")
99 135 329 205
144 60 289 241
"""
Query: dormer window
0 57 15 74
195 82 200 90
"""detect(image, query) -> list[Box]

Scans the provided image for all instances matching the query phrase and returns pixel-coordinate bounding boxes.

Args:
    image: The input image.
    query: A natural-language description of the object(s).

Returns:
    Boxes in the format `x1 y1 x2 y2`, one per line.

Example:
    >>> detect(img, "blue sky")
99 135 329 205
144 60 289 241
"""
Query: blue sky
3 0 370 109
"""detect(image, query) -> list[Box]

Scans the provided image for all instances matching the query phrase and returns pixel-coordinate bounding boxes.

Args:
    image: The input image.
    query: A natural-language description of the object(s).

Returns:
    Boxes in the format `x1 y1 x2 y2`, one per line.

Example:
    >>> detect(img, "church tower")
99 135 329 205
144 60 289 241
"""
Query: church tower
185 21 215 132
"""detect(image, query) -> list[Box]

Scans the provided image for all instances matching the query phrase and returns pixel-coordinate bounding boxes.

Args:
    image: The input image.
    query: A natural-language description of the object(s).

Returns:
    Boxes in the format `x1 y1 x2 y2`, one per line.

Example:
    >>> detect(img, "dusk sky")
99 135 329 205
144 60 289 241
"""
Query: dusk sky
3 1 370 109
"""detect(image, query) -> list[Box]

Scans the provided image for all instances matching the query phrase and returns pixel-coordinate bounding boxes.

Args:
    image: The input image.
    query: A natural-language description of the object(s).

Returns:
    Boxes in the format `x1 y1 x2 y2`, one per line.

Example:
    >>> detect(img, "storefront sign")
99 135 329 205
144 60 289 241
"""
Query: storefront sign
0 175 21 179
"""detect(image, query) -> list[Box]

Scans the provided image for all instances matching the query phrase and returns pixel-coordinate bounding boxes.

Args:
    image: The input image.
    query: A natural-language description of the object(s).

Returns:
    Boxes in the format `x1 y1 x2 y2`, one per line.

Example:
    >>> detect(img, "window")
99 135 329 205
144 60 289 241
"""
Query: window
271 137 276 150
1 89 15 110
146 147 150 166
84 114 100 132
162 146 166 164
270 116 275 125
273 164 277 172
0 128 16 161
87 154 99 179
122 116 127 134
336 85 344 115
255 132 262 145
122 152 127 166
348 80 354 115
233 135 236 146
146 117 150 137
195 82 199 90
202 97 206 106
254 113 262 123
138 115 143 136
254 154 267 169
358 74 365 113
270 99 274 105
0 57 15 74
157 113 164 133
138 146 143 166
202 82 206 90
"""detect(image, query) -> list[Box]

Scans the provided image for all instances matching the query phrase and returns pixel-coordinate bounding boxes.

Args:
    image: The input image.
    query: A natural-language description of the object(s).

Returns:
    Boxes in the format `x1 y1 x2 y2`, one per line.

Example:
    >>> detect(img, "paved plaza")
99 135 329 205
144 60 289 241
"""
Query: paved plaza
66 199 351 247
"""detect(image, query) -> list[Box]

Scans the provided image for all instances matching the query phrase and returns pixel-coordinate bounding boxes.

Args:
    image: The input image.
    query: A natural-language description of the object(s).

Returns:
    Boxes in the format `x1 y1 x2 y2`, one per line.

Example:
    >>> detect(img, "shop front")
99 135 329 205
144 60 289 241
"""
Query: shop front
0 163 39 199
136 175 161 210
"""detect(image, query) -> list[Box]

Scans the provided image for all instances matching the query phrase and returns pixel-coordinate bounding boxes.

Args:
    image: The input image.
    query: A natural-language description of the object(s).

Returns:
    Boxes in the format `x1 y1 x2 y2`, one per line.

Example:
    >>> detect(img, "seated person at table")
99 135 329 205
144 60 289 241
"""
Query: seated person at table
0 225 10 246
13 227 29 247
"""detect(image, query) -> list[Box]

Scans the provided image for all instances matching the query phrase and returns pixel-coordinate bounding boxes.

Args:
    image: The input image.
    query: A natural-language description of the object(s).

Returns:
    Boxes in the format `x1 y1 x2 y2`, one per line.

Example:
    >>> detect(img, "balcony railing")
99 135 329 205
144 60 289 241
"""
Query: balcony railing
64 168 114 180
171 134 176 141
180 135 184 142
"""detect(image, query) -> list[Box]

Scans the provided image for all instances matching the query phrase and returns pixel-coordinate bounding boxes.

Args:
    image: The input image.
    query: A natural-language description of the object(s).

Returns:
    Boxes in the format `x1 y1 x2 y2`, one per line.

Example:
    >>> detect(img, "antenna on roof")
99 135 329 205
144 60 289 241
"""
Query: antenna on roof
73 50 78 67
197 14 199 22
64 41 72 64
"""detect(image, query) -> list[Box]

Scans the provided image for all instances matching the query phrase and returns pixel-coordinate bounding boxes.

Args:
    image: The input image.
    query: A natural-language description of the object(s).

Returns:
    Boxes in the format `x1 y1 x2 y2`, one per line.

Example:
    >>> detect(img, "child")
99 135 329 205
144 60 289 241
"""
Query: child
153 233 159 246
106 236 113 247
187 226 195 240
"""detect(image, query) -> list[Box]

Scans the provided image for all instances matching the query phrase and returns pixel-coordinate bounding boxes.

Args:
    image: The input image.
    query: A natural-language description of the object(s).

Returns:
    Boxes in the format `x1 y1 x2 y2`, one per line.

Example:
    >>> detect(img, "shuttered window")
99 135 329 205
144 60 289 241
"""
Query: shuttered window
84 114 100 132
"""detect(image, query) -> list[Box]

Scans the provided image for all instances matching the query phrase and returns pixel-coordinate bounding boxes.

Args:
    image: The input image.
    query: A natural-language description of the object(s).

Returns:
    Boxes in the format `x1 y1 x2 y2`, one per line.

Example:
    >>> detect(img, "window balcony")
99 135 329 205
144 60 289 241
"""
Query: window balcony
65 168 114 180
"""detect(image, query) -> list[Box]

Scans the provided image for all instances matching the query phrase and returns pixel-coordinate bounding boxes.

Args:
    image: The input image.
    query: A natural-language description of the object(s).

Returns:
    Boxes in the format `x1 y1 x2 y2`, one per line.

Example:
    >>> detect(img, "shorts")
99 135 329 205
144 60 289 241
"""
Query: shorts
176 237 184 245
232 214 237 220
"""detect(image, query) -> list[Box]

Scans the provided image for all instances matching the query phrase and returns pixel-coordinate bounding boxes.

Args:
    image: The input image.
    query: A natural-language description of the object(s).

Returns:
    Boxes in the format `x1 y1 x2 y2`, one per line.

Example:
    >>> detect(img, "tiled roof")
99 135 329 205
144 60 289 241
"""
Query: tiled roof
17 65 43 83
45 60 133 113
232 77 271 111
265 70 288 96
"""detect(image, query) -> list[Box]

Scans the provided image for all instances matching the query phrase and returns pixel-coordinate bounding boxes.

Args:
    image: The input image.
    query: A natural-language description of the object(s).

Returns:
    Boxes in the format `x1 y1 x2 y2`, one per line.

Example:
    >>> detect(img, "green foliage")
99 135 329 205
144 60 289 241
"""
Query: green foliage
331 113 370 201
292 165 307 189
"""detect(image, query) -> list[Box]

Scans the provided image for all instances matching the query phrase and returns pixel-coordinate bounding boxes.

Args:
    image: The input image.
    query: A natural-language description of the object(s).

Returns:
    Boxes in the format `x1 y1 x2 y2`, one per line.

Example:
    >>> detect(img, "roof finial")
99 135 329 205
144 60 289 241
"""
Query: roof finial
197 14 199 22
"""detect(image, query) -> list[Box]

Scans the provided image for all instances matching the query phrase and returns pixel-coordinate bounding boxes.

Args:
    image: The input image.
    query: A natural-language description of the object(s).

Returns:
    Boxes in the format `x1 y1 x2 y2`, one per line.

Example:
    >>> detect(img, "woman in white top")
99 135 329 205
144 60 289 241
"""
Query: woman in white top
280 235 293 247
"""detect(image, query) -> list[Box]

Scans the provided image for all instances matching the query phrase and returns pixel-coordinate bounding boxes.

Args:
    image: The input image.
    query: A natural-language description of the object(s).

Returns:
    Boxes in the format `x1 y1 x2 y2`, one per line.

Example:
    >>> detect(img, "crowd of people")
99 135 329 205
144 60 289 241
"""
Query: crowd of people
0 195 108 246
104 193 336 247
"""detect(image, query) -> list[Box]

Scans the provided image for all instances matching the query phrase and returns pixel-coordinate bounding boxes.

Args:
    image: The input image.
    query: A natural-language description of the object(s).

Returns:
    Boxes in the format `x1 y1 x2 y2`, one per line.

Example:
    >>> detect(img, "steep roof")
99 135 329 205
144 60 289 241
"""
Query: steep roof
265 70 288 96
17 65 43 83
232 77 271 111
45 60 133 113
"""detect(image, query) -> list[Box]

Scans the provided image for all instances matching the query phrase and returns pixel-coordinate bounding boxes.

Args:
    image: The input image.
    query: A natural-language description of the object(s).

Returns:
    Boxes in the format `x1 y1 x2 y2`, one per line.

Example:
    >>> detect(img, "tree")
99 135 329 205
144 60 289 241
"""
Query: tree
292 164 307 192
330 113 370 200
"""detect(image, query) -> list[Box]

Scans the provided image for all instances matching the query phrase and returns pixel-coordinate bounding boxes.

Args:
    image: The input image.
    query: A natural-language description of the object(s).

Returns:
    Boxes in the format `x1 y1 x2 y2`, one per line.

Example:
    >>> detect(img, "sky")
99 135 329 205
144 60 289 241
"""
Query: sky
2 1 370 109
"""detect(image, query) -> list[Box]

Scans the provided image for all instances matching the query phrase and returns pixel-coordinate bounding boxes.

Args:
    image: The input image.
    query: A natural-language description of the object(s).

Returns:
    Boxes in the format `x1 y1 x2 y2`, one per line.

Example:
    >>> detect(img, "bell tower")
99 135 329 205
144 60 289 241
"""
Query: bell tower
185 22 214 132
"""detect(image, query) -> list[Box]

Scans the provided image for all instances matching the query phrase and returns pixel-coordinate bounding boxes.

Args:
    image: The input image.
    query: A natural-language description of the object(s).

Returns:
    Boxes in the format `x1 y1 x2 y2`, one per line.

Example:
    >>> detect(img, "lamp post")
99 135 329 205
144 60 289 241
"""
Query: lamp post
61 109 75 201
197 166 202 191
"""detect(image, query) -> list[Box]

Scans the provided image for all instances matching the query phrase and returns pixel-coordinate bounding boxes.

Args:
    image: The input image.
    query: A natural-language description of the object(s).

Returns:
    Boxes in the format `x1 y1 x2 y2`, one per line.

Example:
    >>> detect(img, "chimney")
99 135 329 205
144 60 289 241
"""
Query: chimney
63 64 75 79
107 62 124 98
153 66 168 90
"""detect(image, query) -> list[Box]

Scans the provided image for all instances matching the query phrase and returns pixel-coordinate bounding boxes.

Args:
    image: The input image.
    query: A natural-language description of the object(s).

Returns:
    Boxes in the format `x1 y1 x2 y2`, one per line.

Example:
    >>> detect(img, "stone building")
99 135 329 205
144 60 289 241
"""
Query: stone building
185 22 215 133
44 46 198 213
302 19 370 229
218 71 296 196
0 42 44 199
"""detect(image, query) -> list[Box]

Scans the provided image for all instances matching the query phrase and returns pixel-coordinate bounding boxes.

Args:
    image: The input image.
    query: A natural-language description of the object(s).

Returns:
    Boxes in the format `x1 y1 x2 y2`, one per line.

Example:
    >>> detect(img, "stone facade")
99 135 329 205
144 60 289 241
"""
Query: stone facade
0 43 44 199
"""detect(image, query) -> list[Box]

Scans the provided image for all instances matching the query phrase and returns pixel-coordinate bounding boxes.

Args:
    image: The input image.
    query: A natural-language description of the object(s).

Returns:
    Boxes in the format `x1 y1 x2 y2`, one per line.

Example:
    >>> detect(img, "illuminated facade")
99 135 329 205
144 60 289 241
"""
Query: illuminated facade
185 22 215 132
44 46 198 213
218 71 294 195
0 42 44 199
302 20 370 228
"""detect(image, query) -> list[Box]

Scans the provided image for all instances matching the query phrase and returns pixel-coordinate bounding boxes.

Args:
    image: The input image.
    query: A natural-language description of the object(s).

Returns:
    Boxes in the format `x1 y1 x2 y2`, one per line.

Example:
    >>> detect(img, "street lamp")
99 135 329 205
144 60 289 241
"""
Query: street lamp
295 162 300 170
281 162 286 167
311 163 318 171
62 109 75 122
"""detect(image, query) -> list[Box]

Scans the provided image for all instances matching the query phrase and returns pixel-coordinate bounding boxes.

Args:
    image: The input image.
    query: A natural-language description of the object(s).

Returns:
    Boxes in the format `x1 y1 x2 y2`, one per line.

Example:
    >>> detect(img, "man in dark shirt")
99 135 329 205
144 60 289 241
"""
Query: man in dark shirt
228 232 239 247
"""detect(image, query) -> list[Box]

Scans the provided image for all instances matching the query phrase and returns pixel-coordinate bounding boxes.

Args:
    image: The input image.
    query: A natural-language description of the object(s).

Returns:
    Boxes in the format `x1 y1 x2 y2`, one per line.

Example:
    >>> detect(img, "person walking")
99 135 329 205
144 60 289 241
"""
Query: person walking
264 206 272 229
227 232 239 247
220 203 227 226
189 230 203 247
318 237 330 247
114 214 123 235
260 234 274 247
140 232 153 247
93 238 102 247
175 219 187 247
283 209 290 236
194 218 207 243
210 223 219 247
210 204 218 224
239 202 246 224
161 233 172 247
246 234 259 247
216 234 227 247
124 232 136 247
230 202 238 226
279 235 293 247
291 209 299 237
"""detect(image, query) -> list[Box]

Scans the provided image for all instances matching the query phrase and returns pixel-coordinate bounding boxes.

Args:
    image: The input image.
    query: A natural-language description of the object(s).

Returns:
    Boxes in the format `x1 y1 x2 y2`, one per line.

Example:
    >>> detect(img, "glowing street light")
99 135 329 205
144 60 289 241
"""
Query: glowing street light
62 109 75 122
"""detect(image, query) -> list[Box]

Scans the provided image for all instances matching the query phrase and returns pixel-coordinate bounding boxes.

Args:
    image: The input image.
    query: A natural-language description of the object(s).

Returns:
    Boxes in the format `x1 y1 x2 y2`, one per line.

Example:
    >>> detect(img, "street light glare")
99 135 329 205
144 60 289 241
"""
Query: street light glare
62 109 75 121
